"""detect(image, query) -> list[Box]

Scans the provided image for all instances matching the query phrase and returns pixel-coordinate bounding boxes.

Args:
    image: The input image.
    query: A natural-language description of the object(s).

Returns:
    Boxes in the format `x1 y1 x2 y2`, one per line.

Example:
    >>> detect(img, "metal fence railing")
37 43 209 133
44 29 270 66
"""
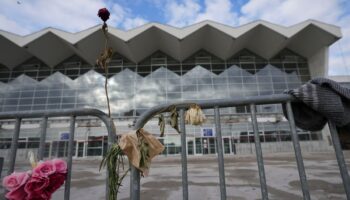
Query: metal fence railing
132 94 350 200
1 94 349 200
0 109 116 200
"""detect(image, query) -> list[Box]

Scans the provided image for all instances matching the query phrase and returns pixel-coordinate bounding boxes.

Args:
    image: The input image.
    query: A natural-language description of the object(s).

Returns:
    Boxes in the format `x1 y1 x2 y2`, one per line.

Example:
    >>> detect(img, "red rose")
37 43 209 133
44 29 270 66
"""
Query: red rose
24 176 50 200
26 194 50 200
5 186 27 200
5 185 27 200
98 8 110 22
46 173 66 194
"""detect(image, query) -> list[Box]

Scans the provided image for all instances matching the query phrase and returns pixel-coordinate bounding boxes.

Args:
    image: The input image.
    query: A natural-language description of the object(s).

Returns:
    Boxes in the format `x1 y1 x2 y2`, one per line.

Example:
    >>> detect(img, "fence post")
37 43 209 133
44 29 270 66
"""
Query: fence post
250 104 268 200
214 107 227 200
38 117 48 160
286 102 310 200
64 116 76 200
130 165 140 200
8 118 21 175
328 121 350 199
179 109 189 200
0 157 3 178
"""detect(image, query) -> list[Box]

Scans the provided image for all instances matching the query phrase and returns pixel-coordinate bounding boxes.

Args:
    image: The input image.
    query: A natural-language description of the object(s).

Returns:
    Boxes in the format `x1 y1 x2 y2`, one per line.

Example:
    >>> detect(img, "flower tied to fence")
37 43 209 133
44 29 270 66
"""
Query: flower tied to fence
158 105 181 137
100 129 164 199
119 129 164 176
158 104 206 137
185 104 206 125
2 151 67 200
96 7 113 117
96 7 165 200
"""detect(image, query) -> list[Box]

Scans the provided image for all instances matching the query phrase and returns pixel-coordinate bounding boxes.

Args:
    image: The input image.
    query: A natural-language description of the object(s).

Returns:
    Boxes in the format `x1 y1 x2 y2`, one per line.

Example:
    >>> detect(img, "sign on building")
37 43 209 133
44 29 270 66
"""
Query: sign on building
60 132 70 140
201 127 215 137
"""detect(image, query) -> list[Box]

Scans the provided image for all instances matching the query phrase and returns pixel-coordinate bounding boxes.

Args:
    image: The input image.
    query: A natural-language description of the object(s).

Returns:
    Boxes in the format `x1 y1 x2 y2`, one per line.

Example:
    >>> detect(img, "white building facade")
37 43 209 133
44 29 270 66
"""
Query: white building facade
0 20 343 158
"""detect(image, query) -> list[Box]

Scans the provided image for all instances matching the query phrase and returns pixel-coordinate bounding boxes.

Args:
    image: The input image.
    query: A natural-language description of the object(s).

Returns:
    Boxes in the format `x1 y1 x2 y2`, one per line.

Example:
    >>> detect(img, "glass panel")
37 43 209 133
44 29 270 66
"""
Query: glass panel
0 138 12 149
27 137 40 148
44 143 50 157
187 140 194 155
208 138 216 154
0 49 311 119
195 138 202 154
203 138 209 154
78 142 84 157
223 138 230 154
87 136 103 156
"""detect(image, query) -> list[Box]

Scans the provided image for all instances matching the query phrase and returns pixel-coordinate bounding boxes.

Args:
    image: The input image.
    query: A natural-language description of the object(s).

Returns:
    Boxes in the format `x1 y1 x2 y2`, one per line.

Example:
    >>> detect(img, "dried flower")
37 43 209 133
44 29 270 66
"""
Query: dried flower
98 8 110 22
99 144 128 200
170 106 181 133
185 104 206 125
158 114 165 137
96 47 113 70
119 129 164 176
28 151 37 168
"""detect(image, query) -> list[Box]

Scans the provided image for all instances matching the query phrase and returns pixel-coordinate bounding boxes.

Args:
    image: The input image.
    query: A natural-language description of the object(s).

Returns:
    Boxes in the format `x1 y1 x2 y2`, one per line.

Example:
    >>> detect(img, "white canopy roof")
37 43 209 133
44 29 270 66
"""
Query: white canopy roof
0 19 342 69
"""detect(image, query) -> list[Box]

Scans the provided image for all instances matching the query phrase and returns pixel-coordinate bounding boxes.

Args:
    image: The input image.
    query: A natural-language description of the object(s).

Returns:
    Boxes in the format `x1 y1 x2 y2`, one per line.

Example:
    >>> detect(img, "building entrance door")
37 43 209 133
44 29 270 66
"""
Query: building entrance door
51 141 77 157
199 137 216 154
195 138 202 155
187 139 194 155
77 141 84 157
223 137 231 154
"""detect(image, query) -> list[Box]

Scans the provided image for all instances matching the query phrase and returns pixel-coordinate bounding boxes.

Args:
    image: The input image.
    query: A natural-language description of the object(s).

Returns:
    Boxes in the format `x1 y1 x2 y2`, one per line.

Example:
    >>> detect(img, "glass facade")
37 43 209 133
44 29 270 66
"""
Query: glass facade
0 48 327 156
0 49 310 116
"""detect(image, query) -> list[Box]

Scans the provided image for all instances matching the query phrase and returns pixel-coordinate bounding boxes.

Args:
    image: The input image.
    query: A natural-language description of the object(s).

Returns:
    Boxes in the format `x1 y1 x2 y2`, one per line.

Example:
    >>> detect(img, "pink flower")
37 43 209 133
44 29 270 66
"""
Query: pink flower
46 173 66 194
3 172 30 200
3 172 30 191
3 159 68 200
98 8 110 22
24 176 50 200
52 159 67 174
32 160 55 177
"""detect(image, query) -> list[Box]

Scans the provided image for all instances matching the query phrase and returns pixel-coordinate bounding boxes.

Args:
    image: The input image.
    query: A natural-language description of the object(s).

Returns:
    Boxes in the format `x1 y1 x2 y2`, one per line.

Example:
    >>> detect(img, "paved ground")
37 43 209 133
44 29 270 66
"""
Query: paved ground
1 151 350 200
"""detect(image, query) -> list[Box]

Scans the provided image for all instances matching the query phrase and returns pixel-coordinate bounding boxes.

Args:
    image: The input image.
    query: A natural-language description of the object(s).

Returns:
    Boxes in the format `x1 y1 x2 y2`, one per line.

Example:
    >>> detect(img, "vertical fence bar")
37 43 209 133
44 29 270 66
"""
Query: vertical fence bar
0 157 3 177
214 107 227 200
38 117 48 160
64 116 76 200
286 102 310 200
180 109 189 200
8 118 21 175
106 119 118 200
250 104 269 200
130 165 140 200
328 121 350 199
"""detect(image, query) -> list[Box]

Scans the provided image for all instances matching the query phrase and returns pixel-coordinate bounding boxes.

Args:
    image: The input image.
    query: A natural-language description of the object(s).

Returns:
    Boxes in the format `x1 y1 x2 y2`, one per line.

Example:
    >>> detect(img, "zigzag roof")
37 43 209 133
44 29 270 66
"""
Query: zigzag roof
0 20 341 69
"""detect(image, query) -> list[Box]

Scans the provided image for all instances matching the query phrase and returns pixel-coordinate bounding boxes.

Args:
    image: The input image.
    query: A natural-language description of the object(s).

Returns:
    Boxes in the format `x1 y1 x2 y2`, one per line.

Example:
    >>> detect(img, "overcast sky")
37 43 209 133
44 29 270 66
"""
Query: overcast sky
0 0 349 75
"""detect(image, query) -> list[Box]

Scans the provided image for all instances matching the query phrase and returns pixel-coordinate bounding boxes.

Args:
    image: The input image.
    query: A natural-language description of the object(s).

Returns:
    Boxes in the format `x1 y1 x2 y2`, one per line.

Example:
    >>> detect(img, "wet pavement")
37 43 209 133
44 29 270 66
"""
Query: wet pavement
2 151 350 200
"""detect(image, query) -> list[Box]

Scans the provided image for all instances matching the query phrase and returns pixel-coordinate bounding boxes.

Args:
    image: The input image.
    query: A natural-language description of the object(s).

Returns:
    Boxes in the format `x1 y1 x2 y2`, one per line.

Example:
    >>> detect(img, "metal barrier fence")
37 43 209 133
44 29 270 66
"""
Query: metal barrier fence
0 95 349 200
132 94 350 200
0 108 116 200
